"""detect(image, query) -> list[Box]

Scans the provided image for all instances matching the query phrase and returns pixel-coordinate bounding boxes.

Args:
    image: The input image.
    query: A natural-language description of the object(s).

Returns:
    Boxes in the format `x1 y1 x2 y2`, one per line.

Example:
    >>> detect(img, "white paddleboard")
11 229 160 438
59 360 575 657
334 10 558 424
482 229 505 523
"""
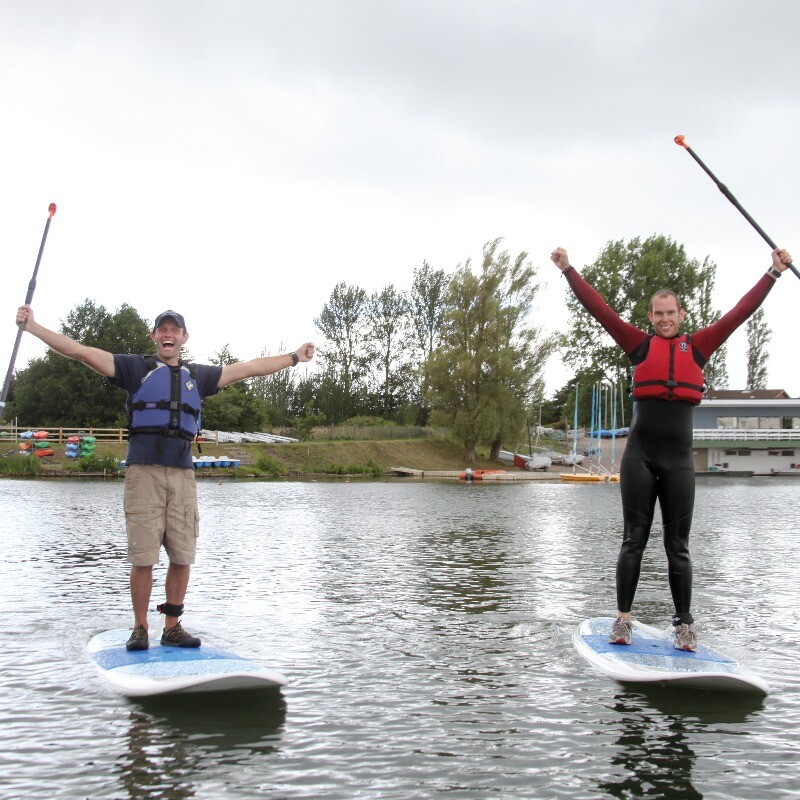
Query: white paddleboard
88 629 288 697
574 617 768 694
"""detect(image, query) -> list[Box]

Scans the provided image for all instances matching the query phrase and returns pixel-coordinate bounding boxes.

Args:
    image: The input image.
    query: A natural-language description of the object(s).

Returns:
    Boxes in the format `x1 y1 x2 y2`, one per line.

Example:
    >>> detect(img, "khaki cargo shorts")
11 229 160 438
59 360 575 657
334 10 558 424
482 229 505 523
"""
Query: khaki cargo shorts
123 464 199 566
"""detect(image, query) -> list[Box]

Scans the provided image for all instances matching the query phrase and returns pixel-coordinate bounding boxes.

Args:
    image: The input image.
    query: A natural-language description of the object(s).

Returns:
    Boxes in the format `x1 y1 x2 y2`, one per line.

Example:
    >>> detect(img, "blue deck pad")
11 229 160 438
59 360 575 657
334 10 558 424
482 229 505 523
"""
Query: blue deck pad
92 644 251 672
581 634 735 665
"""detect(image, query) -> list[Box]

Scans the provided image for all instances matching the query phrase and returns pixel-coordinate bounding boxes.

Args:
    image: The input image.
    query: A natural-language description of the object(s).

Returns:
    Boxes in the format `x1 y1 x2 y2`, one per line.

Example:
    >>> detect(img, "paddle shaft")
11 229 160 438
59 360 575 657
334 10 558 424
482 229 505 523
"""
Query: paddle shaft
0 204 57 421
675 136 799 280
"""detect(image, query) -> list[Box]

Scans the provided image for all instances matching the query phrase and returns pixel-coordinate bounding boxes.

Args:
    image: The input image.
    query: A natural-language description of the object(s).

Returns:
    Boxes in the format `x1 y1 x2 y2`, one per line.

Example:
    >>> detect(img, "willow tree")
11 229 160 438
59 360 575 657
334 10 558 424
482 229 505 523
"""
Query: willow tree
426 239 554 464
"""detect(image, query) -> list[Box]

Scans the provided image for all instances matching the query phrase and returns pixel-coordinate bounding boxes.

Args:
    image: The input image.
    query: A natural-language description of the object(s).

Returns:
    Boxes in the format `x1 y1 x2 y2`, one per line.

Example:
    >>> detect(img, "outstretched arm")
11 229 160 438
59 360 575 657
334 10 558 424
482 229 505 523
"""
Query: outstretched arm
693 248 792 359
16 305 115 377
550 248 646 354
217 342 315 388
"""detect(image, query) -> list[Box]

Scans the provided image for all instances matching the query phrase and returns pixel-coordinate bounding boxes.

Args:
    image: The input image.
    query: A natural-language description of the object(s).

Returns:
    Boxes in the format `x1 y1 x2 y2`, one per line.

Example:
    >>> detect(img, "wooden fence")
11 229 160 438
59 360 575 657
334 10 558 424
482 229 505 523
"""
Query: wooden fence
0 425 128 443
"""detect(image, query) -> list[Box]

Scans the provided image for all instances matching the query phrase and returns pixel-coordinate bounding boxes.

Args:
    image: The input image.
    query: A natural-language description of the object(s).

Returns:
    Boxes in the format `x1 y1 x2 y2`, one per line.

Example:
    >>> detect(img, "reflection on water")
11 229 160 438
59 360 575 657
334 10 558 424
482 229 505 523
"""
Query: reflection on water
598 687 766 800
119 691 286 800
0 477 798 799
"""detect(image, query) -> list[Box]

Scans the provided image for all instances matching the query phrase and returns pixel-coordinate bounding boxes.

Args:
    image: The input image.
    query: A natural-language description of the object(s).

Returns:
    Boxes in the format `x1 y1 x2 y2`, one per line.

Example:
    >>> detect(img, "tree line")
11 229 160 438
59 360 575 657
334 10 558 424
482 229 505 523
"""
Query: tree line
4 235 772 462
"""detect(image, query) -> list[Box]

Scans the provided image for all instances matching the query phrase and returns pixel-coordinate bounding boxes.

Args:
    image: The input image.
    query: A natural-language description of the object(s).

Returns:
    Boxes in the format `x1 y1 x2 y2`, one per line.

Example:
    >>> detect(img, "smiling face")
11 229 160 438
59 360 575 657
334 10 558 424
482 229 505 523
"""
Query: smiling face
647 293 686 339
149 317 189 364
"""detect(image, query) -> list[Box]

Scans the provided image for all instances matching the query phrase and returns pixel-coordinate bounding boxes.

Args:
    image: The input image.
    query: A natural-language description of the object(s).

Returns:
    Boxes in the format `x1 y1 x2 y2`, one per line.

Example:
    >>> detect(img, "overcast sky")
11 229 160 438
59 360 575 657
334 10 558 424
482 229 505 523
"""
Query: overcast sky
2 1 798 401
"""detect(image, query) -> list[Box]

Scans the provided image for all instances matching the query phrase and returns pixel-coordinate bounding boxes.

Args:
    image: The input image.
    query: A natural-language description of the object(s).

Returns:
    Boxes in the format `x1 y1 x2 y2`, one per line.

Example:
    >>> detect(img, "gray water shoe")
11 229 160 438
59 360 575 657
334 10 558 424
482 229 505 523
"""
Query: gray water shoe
673 623 697 652
609 617 632 645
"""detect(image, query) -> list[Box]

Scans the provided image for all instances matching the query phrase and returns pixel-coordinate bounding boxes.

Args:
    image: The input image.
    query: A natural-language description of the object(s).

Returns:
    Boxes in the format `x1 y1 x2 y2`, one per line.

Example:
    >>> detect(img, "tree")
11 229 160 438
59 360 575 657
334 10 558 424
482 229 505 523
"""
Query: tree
314 282 369 422
249 344 299 427
696 260 729 391
201 384 268 432
427 239 554 463
563 236 710 414
745 306 771 390
366 284 409 418
407 261 448 423
564 236 708 377
7 300 153 426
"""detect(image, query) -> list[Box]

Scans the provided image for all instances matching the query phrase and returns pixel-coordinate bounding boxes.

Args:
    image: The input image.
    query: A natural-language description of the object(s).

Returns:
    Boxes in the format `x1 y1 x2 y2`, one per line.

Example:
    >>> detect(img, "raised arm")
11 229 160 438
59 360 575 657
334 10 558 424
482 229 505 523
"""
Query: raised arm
692 248 791 360
16 305 115 377
550 248 647 354
217 342 315 388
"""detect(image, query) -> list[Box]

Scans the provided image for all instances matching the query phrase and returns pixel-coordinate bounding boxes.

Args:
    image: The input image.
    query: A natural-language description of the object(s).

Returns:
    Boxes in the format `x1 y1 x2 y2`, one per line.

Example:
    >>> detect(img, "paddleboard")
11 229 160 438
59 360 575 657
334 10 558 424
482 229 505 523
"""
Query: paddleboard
574 617 768 694
87 629 288 697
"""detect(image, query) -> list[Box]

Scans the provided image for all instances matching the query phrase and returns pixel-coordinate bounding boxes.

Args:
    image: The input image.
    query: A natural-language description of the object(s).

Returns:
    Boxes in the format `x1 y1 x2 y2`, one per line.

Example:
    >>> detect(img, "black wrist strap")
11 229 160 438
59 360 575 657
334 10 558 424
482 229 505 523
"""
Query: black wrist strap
290 352 299 366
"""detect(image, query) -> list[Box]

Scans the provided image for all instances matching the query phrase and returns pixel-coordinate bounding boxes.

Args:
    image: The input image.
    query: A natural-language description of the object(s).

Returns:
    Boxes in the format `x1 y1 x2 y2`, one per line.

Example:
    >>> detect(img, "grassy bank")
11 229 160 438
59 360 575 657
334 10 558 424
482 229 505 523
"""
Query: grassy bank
0 437 511 478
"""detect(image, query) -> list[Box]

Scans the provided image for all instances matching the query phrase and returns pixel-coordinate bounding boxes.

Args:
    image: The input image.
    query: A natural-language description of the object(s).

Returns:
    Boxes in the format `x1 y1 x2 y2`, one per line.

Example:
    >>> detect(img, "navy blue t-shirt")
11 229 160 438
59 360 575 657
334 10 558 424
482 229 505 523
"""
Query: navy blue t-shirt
109 354 223 469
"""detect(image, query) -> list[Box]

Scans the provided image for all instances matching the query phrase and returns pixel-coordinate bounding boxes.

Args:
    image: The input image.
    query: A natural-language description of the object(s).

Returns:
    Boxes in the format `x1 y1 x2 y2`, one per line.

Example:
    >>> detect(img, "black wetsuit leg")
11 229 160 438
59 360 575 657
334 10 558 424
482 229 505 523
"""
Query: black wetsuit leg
617 400 695 623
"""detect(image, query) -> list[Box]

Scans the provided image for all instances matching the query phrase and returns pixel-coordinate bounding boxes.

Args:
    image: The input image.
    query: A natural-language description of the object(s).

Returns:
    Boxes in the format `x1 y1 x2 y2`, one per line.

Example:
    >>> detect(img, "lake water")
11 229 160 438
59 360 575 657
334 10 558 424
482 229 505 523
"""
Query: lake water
0 476 798 800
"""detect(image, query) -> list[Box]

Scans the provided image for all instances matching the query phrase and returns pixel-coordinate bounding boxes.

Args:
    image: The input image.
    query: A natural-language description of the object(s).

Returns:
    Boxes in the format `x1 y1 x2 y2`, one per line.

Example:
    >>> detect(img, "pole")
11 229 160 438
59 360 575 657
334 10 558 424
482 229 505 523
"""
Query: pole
0 203 57 421
674 135 798 280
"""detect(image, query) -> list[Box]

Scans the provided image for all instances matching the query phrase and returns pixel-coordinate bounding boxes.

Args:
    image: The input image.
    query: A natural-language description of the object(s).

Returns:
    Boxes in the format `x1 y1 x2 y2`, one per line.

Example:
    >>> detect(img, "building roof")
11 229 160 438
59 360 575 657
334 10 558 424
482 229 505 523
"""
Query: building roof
705 389 792 400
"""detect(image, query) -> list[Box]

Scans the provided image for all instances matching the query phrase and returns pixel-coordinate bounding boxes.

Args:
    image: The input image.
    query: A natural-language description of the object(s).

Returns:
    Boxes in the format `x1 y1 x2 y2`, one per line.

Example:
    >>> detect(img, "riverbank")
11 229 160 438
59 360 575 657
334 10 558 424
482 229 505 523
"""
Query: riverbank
2 437 555 478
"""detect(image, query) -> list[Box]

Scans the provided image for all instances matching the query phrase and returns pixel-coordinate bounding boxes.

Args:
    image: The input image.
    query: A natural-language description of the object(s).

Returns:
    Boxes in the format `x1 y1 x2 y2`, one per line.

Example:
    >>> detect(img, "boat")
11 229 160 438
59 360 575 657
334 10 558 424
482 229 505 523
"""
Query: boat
561 473 610 482
459 469 506 481
497 449 551 471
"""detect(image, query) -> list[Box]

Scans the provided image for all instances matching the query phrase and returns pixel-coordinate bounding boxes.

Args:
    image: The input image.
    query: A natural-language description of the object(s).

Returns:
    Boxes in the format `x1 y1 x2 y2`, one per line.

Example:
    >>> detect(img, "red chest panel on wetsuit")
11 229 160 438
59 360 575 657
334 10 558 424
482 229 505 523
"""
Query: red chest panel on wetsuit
631 335 704 404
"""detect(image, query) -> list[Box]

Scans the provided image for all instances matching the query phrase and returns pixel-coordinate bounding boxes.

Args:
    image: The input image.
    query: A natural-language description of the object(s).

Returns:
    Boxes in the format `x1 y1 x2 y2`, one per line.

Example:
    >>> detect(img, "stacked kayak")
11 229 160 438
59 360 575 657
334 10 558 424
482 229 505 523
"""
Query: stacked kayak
65 435 97 459
19 431 54 457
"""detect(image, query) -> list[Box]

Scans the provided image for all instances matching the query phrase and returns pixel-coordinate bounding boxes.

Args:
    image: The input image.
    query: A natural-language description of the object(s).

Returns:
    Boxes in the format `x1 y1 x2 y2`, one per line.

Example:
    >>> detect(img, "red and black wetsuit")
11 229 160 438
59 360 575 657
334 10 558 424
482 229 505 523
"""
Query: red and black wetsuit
564 268 776 624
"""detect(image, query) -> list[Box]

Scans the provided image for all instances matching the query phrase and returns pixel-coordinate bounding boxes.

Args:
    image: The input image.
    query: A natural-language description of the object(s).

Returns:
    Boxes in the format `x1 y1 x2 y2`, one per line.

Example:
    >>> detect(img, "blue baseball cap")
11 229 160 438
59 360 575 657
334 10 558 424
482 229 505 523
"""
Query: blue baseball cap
153 310 187 331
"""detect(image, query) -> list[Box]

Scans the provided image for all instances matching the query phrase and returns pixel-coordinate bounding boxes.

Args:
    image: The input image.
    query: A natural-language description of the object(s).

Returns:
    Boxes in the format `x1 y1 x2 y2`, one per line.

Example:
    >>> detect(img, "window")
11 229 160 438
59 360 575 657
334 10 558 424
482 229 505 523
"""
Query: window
717 417 736 429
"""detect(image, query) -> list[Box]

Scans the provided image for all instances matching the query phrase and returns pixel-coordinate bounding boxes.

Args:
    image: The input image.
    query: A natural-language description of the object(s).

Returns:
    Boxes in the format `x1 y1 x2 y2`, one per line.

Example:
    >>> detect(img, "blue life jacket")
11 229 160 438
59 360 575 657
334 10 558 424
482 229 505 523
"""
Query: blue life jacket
128 358 202 441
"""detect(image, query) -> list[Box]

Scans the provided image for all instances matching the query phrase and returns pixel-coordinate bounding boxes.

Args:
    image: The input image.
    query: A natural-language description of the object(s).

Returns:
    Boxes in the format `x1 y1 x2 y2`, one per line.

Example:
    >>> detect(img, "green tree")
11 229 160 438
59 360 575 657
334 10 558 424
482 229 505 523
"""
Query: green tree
696 260 729 391
7 300 152 426
201 384 268 432
314 282 369 422
564 236 708 392
366 284 409 418
407 261 448 423
427 239 554 464
209 344 239 367
249 344 298 427
745 306 771 390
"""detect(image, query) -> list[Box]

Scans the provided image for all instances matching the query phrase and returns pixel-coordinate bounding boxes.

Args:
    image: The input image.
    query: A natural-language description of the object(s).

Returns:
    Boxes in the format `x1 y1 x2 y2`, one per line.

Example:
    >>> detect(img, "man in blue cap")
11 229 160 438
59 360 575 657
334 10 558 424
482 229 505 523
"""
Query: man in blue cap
16 304 314 651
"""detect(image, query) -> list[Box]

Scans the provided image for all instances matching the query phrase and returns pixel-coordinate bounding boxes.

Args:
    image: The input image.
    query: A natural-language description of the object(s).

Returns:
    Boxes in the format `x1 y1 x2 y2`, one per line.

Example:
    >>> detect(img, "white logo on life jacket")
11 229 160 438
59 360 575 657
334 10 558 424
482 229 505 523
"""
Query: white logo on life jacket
679 342 689 352
185 380 195 391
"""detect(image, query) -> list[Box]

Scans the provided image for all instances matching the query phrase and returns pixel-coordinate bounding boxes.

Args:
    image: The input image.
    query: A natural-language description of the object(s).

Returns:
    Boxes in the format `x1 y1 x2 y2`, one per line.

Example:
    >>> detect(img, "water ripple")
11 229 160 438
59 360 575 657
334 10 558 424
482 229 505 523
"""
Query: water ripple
0 477 798 799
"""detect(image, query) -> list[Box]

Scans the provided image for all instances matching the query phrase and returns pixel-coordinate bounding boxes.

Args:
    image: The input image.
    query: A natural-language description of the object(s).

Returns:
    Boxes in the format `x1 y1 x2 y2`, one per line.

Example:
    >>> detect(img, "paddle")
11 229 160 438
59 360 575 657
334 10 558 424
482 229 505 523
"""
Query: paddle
674 135 798 280
0 203 57 422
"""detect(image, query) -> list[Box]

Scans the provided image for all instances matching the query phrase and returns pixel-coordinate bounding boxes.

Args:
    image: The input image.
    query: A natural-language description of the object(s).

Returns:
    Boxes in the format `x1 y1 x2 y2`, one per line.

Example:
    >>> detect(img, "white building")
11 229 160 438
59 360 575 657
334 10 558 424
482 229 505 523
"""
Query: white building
691 391 800 476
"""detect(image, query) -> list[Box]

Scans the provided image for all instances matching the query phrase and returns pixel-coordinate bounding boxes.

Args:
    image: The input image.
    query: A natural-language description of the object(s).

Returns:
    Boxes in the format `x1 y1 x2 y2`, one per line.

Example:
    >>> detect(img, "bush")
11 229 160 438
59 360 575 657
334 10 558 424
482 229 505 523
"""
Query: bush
254 454 287 477
77 454 122 474
339 416 397 428
0 454 42 476
323 458 385 477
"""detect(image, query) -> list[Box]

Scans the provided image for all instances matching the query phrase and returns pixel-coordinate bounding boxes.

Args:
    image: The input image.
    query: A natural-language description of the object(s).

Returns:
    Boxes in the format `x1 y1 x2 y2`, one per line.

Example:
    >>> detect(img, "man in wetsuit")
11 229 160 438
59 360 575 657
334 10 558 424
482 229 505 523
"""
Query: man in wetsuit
550 246 792 650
